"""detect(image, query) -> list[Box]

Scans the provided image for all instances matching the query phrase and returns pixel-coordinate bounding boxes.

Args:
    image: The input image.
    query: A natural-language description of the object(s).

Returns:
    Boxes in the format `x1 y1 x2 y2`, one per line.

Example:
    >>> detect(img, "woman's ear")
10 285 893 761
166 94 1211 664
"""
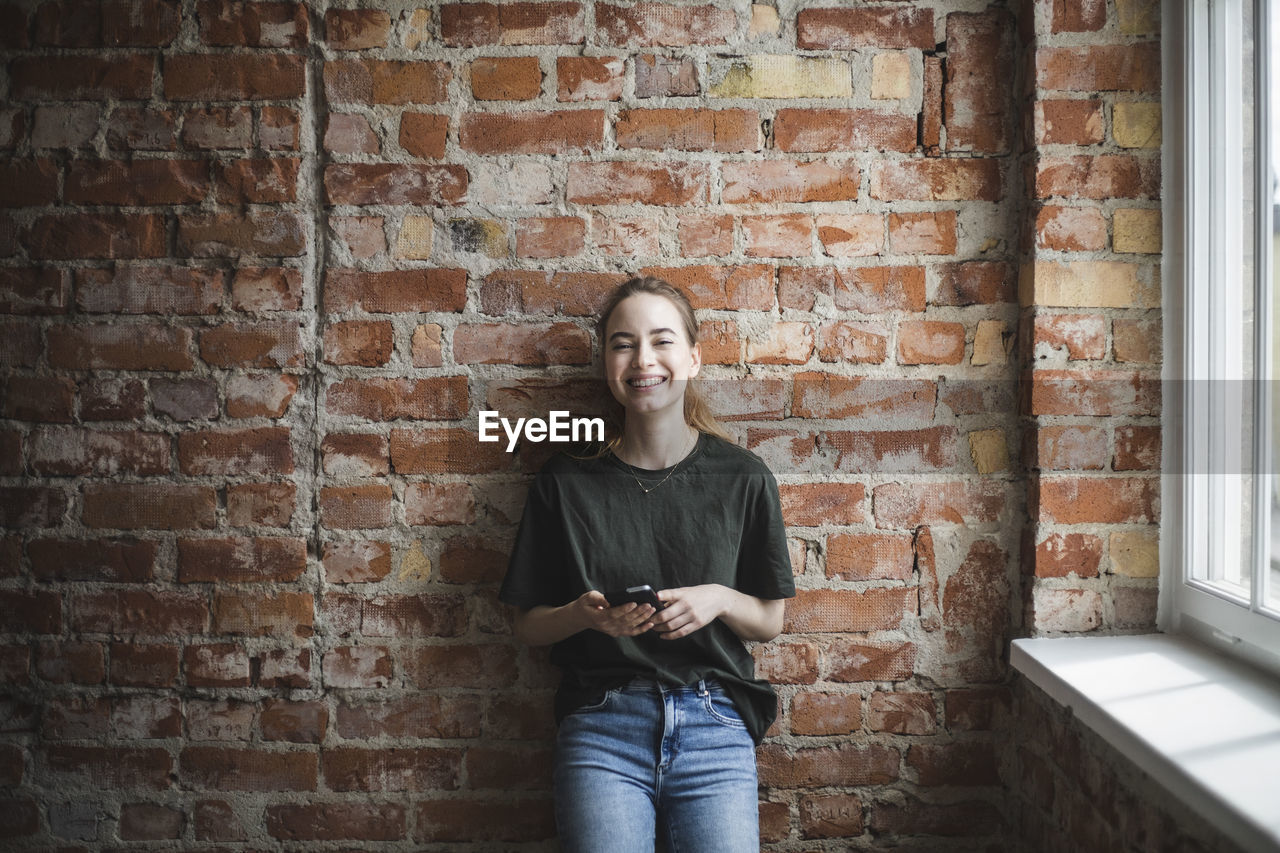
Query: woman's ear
689 342 702 378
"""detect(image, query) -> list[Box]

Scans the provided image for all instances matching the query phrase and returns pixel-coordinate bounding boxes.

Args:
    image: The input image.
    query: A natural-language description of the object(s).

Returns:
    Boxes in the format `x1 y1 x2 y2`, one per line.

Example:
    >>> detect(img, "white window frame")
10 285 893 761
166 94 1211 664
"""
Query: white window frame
1163 0 1280 677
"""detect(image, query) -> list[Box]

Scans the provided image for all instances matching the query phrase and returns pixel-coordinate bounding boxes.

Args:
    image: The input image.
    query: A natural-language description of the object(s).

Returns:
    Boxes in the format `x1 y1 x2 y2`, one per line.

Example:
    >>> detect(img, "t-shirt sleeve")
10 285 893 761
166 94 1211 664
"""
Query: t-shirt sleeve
499 469 567 610
736 467 796 600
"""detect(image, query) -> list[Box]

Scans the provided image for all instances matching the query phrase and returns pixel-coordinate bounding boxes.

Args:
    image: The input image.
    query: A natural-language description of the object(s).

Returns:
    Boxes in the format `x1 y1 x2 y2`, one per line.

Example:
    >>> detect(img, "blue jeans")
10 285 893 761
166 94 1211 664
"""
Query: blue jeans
552 678 760 853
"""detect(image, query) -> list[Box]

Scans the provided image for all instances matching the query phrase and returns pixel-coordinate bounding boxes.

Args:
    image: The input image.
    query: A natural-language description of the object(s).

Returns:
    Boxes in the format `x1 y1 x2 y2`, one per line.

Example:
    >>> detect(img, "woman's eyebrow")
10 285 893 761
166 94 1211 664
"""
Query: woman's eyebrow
608 327 677 340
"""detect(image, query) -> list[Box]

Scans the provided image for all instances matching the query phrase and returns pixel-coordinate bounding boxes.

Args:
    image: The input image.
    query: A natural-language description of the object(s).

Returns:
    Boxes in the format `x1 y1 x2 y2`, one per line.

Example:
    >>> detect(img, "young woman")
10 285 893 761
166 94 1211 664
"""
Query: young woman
499 277 795 853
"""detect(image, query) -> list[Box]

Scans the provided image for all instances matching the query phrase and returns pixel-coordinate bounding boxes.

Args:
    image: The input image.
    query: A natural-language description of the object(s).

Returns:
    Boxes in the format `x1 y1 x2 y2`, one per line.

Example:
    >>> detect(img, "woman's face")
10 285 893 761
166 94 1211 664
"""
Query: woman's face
603 293 701 417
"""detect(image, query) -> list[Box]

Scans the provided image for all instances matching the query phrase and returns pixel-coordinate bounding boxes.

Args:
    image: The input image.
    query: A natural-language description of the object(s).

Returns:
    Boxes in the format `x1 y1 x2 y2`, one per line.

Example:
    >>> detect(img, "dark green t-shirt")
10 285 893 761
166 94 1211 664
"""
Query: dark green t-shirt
499 433 796 744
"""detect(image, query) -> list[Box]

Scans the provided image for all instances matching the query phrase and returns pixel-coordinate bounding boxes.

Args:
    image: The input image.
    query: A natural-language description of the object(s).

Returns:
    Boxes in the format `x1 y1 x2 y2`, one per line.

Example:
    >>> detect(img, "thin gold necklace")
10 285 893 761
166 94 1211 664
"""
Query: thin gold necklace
621 431 698 494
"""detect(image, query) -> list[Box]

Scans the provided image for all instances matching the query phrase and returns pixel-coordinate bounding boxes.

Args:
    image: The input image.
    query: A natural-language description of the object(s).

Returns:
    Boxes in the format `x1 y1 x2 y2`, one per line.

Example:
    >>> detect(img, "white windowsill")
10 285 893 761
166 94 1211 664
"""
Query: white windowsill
1011 633 1280 853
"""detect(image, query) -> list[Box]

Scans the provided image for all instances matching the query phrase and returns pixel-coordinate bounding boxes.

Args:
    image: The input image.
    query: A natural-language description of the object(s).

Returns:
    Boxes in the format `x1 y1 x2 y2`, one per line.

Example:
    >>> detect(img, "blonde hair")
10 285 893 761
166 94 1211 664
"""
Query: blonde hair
594 276 731 451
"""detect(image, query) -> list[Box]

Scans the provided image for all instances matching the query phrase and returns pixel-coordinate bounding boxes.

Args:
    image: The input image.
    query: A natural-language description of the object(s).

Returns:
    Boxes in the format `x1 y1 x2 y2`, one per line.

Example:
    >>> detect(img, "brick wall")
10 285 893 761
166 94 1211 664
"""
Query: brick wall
0 0 1166 849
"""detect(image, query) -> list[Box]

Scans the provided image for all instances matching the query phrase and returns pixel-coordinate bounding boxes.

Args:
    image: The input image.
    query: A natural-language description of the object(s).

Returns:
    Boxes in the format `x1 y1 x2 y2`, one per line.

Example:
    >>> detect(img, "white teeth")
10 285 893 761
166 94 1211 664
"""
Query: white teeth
629 377 665 388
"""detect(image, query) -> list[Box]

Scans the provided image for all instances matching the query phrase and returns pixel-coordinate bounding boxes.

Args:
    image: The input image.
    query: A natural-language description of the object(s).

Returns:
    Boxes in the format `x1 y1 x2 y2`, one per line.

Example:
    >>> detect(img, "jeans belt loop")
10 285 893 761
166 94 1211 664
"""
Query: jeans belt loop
697 678 708 696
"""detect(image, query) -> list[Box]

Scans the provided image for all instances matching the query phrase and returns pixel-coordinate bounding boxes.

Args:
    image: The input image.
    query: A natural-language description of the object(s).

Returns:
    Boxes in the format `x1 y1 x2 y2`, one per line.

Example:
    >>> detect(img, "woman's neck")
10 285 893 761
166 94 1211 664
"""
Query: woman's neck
615 411 698 469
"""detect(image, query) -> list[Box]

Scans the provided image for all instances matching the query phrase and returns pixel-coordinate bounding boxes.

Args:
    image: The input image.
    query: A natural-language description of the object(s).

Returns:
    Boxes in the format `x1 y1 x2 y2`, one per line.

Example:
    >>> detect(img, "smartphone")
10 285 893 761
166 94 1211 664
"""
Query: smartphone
602 584 665 610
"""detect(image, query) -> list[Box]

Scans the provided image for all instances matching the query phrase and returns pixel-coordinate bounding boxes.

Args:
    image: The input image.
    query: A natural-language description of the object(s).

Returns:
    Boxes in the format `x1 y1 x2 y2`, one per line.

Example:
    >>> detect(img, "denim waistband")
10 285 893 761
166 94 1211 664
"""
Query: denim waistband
619 676 722 695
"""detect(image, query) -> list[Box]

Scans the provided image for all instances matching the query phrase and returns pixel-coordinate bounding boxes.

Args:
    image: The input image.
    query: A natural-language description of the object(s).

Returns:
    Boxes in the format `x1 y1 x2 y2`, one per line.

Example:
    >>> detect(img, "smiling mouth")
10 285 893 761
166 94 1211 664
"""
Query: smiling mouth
627 377 666 388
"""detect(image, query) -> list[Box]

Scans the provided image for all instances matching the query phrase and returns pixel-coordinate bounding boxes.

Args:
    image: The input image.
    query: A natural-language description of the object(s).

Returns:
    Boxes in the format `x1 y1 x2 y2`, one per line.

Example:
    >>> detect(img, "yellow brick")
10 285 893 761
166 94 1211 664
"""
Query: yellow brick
448 218 507 259
398 540 432 580
1113 208 1161 254
396 215 434 259
1113 102 1161 148
710 55 852 99
405 8 432 49
1110 531 1158 578
1117 0 1160 35
871 52 912 100
968 429 1008 474
1020 260 1158 309
971 319 1008 366
749 4 780 38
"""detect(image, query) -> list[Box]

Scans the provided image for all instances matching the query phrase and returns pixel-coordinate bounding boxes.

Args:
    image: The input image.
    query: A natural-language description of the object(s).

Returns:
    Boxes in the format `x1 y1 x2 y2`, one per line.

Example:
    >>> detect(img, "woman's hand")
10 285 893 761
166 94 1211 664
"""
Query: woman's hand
650 584 732 640
652 585 785 642
573 590 656 638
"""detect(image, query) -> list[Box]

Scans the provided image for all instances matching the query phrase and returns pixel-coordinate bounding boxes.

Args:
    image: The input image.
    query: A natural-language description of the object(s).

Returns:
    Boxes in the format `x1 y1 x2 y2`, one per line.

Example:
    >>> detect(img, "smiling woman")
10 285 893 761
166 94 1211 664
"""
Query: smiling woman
499 276 796 853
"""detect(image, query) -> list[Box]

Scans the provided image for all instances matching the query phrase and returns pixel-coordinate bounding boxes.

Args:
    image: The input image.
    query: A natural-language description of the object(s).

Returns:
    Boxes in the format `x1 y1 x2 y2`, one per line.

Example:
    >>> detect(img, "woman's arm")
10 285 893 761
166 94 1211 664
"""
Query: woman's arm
512 590 657 647
650 585 785 642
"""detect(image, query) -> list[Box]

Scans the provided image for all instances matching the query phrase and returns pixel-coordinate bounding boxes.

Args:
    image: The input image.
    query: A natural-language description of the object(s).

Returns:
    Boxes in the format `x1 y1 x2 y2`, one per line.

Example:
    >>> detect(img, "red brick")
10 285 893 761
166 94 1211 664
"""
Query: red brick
640 264 774 311
0 159 58 206
592 214 662 257
889 211 957 255
323 747 460 792
389 428 510 474
45 746 171 790
723 160 859 203
1038 477 1158 524
827 532 913 581
0 267 68 314
745 321 814 364
0 485 66 528
1036 43 1161 92
72 588 207 634
330 215 386 259
558 55 624 101
516 216 586 258
785 588 913 633
934 261 1016 306
26 212 166 259
945 687 1009 731
260 698 328 743
198 0 308 46
324 163 467 205
797 7 933 49
898 320 965 365
870 796 1001 836
871 159 1003 201
231 266 303 312
742 214 815 258
1113 317 1161 363
907 743 999 786
779 265 926 312
76 265 222 315
1033 532 1103 578
193 800 244 841
1036 155 1157 199
1033 313 1107 360
325 113 379 154
65 159 208 205
109 643 179 687
181 746 316 791
566 162 708 205
414 798 555 843
816 213 883 258
182 105 252 149
325 268 466 314
257 647 311 689
185 643 251 687
872 481 1005 528
453 322 590 365
0 591 62 634
362 594 466 638
265 802 404 841
778 482 867 526
595 3 734 46
320 485 393 529
322 433 389 477
758 743 900 787
38 0 102 46
790 691 860 735
323 320 393 367
1036 205 1108 252
178 210 307 258
774 108 916 153
226 482 296 527
325 59 450 104
922 55 942 151
406 645 517 689
0 320 40 367
441 2 584 46
143 375 219 422
753 642 819 685
1028 369 1160 416
1035 424 1108 470
439 537 509 584
199 320 303 368
28 427 168 476
325 8 390 50
1114 425 1160 471
471 56 542 101
212 590 313 637
800 793 864 839
82 483 216 530
326 376 468 421
792 372 936 421
868 691 936 735
215 158 299 204
945 10 1015 154
165 54 305 101
817 320 889 363
120 803 183 840
323 645 392 688
226 374 298 419
2 376 72 422
35 640 104 683
178 537 306 583
615 108 760 152
263 108 300 151
47 323 190 370
1035 99 1105 145
405 483 476 526
634 54 698 97
678 214 733 257
466 745 553 790
461 110 603 155
1052 0 1106 31
11 55 153 99
396 112 448 160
